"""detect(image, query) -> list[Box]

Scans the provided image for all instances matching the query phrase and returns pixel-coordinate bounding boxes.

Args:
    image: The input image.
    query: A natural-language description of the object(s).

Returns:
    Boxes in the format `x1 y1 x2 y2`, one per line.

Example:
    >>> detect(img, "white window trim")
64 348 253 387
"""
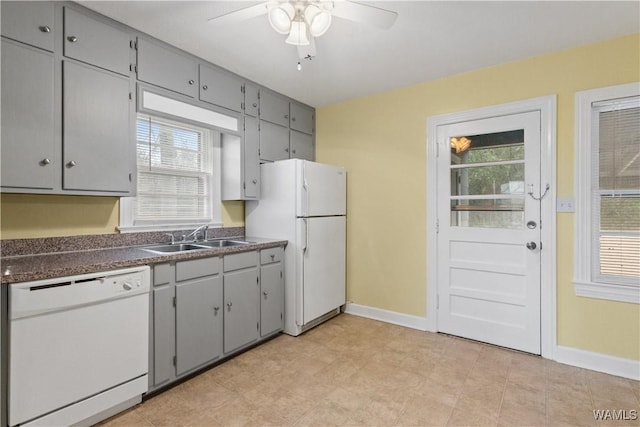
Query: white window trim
574 82 640 304
119 120 223 233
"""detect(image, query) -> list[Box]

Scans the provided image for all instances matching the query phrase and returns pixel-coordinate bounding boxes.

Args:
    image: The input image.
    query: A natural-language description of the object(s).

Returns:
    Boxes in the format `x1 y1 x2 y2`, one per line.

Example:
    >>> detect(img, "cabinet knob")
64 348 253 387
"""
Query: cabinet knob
270 254 275 260
285 148 289 153
284 114 289 119
67 36 78 43
188 79 195 85
252 179 257 184
227 302 233 310
263 291 269 297
213 306 220 315
292 117 296 122
202 85 208 90
40 158 51 166
39 26 51 33
67 160 77 167
252 103 257 108
292 149 296 154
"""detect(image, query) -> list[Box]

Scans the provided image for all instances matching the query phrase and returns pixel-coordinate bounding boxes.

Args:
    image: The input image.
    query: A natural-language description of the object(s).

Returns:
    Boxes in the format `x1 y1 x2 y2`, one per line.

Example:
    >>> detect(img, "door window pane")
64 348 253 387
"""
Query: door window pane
451 130 524 164
450 198 524 229
451 163 524 196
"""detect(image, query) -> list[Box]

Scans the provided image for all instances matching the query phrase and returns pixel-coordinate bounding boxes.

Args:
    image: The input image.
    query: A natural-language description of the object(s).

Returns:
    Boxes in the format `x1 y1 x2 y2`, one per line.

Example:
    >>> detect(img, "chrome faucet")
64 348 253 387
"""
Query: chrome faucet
164 233 176 244
184 224 209 242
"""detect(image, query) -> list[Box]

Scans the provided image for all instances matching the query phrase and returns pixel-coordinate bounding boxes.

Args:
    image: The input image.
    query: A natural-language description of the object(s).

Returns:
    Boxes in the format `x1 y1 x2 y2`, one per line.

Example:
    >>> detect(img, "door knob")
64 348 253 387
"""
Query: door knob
526 241 537 250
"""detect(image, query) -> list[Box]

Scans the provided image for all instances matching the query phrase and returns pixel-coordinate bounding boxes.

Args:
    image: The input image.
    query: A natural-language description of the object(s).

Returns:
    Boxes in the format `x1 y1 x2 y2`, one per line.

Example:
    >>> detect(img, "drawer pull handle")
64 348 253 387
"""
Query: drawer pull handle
214 306 220 315
227 302 232 310
67 36 78 43
270 254 275 260
39 26 51 33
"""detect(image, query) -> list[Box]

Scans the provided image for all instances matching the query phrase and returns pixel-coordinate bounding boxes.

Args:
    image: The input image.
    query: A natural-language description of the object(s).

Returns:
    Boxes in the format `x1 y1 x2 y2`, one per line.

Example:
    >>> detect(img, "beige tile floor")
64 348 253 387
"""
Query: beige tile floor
102 314 640 427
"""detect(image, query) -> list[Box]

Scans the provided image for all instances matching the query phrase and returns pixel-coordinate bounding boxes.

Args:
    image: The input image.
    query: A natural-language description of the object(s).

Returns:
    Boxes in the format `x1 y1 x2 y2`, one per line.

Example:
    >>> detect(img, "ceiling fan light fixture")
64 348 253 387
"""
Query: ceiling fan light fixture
267 2 294 34
285 19 310 46
304 4 332 37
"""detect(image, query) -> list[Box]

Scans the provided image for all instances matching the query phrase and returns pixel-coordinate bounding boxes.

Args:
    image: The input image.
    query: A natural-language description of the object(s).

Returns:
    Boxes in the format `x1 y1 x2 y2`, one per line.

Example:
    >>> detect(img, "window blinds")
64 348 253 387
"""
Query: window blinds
135 114 213 224
593 99 640 280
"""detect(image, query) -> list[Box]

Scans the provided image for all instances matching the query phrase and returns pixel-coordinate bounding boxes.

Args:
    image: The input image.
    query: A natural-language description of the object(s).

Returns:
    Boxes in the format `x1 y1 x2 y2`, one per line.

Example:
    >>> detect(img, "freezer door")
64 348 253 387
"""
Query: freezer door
298 161 346 217
299 216 346 324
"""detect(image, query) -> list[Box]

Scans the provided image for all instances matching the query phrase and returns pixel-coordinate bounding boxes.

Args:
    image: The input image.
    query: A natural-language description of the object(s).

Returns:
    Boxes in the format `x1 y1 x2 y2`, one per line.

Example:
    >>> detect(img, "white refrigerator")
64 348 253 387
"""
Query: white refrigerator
246 159 346 336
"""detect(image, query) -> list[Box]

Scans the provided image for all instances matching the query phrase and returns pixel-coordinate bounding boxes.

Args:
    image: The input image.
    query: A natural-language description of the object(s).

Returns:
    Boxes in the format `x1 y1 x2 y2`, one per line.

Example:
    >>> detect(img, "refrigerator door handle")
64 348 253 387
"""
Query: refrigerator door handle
302 218 308 254
302 179 309 217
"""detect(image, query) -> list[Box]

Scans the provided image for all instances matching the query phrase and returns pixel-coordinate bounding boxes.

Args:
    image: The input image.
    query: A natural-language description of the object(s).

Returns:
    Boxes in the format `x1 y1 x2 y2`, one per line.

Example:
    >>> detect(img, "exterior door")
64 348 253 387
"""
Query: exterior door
436 111 542 354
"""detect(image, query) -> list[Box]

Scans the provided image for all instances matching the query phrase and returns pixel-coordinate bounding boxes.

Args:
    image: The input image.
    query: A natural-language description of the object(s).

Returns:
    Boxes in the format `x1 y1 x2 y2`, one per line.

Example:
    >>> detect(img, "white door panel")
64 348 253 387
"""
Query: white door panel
437 111 541 354
297 160 346 217
299 216 346 324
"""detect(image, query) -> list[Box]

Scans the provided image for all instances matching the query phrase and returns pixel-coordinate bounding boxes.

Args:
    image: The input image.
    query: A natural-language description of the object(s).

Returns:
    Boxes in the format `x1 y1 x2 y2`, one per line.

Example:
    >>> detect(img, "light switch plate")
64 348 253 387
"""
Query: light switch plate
556 197 575 212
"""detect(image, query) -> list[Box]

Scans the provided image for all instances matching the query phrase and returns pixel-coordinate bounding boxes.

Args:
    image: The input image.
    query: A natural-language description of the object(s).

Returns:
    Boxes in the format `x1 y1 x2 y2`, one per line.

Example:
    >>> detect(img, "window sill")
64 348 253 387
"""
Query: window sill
574 280 640 304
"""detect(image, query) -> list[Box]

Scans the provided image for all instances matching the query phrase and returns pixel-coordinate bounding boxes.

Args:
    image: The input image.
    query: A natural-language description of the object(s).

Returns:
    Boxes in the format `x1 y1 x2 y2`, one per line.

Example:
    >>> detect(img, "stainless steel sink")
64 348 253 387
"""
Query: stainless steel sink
196 240 250 248
142 243 210 254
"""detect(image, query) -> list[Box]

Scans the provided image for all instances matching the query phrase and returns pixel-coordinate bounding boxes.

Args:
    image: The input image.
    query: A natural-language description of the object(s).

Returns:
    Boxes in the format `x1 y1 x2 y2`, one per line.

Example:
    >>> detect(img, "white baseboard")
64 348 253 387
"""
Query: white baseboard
555 345 640 381
344 303 429 331
344 303 639 381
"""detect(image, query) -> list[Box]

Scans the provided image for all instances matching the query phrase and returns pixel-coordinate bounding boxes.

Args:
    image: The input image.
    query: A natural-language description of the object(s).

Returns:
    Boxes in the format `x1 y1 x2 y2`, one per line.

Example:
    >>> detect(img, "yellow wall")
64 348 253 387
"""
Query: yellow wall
0 194 245 239
316 33 640 361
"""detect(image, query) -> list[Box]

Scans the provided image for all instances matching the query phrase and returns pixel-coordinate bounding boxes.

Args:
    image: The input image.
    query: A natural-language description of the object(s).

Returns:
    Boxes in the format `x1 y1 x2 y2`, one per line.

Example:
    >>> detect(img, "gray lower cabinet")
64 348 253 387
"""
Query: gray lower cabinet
1 1 55 52
175 276 222 375
290 130 314 161
63 61 134 194
63 7 131 76
150 248 282 393
260 248 284 337
199 64 243 113
137 37 198 98
1 39 55 190
259 121 290 162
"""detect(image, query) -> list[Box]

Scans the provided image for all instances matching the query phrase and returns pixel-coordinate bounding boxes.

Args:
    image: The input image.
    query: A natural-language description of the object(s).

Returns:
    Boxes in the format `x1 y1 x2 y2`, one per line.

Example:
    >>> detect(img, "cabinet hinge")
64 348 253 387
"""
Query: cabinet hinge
129 173 132 182
129 92 133 101
257 322 259 330
172 355 177 366
243 182 246 190
241 102 245 111
280 313 283 320
172 296 176 307
436 218 439 234
130 40 134 49
280 271 283 278
256 276 259 284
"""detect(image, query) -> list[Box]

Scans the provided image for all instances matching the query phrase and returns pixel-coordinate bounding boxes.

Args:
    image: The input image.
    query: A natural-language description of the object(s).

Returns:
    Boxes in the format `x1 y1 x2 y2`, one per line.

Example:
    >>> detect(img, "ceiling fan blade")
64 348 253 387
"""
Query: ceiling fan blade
331 1 397 29
207 3 268 26
297 36 317 59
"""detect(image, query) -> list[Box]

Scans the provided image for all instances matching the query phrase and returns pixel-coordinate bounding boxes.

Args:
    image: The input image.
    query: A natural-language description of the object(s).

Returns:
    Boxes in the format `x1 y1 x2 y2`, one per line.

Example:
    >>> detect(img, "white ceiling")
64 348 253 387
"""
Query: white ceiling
80 1 639 108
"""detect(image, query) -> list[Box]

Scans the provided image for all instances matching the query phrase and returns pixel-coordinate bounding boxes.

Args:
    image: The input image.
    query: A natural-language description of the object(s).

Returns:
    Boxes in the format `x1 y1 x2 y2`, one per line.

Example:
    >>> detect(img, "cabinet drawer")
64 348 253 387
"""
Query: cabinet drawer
153 263 171 286
137 37 198 98
224 251 258 272
290 103 314 135
176 256 221 282
1 1 54 52
64 7 131 76
260 247 283 265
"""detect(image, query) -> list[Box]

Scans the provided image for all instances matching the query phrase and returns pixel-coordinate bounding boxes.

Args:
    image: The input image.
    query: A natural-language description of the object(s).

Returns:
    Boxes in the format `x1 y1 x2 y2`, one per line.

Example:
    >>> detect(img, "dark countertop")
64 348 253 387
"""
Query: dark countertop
1 237 287 284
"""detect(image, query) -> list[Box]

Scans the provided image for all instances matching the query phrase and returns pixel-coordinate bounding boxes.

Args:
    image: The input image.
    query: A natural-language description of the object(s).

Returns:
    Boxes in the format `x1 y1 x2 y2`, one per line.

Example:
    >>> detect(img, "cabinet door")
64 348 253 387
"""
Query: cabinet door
244 83 259 117
1 1 54 52
199 64 243 112
290 103 314 135
260 261 284 337
290 130 314 161
259 91 289 127
1 40 55 190
223 268 259 354
153 285 175 388
176 276 222 376
137 38 198 98
244 116 260 199
259 121 290 162
64 7 131 76
63 61 133 194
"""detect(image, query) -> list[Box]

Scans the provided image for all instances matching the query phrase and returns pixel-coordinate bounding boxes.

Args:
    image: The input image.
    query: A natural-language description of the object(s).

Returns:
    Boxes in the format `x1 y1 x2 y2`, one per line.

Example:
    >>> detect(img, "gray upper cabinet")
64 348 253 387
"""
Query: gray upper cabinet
244 116 260 199
259 121 290 162
63 7 131 76
244 83 259 117
290 130 314 161
137 37 198 98
259 91 289 127
63 61 133 194
199 64 243 112
1 1 54 52
1 39 55 190
176 276 223 376
290 102 314 135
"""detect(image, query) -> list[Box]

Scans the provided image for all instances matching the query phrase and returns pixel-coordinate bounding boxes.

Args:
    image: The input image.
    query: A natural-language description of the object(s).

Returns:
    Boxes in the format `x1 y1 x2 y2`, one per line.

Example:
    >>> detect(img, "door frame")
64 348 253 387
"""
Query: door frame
426 95 557 358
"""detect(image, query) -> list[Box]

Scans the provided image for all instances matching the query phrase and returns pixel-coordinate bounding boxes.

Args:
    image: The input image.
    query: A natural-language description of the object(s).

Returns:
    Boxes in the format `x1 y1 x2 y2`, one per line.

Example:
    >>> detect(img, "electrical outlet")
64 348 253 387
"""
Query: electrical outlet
556 197 575 212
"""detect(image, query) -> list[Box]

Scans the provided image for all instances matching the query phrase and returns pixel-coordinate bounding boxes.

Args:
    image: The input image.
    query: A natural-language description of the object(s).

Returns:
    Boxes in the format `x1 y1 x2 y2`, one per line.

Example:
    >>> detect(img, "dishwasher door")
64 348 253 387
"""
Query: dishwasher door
9 267 150 426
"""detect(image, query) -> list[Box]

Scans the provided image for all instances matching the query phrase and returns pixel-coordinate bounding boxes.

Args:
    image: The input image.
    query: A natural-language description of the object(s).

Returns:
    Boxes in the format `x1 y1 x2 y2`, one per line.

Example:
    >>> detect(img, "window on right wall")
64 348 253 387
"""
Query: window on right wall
574 82 640 304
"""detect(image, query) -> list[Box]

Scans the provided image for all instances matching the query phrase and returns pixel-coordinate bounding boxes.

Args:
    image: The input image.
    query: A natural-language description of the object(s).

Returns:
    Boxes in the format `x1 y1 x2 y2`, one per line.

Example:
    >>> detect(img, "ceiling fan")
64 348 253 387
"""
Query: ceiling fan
207 1 397 60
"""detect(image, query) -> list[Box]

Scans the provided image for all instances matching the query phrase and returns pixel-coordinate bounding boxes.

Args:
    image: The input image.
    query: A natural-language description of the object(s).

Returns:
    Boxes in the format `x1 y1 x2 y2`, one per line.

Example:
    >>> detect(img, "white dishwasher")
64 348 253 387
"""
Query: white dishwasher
8 266 150 427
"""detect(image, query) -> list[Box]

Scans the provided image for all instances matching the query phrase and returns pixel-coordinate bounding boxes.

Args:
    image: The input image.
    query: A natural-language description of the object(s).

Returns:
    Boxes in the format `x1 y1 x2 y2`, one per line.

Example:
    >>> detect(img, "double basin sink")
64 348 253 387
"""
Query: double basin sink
142 239 251 255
